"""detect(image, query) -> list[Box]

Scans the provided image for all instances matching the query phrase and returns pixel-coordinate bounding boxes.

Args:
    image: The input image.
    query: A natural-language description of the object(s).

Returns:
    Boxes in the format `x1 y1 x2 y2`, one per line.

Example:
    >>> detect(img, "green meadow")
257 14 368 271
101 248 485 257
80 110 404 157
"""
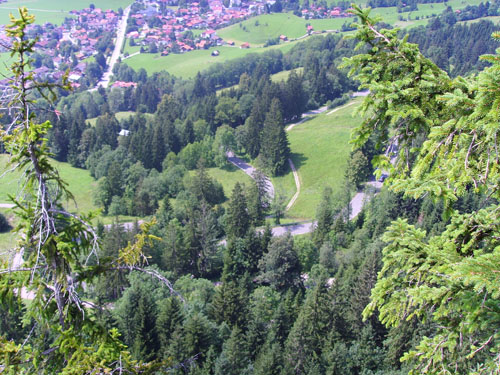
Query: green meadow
188 164 253 204
0 207 17 251
86 111 153 126
123 40 142 55
458 15 500 25
217 13 309 46
217 12 360 46
122 0 488 80
0 0 132 25
0 154 99 213
0 154 142 249
270 67 304 82
123 42 297 79
0 52 13 78
370 0 484 26
281 98 363 220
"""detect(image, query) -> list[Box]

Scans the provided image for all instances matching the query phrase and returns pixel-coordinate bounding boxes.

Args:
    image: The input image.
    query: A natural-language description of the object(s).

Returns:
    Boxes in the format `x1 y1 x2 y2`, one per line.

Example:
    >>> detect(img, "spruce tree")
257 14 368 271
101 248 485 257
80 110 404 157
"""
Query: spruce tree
345 6 500 373
226 182 250 239
157 297 184 360
258 98 290 176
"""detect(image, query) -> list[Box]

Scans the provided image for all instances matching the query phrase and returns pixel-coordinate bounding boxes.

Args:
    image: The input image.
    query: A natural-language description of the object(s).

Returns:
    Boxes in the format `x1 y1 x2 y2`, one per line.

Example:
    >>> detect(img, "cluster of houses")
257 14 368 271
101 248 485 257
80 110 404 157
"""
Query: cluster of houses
0 0 351 85
127 0 266 54
0 6 120 85
300 6 351 19
128 0 352 55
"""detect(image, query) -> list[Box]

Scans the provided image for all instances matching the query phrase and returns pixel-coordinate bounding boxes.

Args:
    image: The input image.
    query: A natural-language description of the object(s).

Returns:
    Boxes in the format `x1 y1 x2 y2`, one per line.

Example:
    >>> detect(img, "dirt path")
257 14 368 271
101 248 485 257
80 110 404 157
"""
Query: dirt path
285 159 300 211
284 108 330 210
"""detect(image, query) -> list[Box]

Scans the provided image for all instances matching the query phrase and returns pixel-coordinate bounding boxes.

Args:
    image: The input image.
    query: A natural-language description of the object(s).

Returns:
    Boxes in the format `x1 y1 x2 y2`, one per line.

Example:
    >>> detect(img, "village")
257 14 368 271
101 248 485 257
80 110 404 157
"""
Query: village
0 0 351 87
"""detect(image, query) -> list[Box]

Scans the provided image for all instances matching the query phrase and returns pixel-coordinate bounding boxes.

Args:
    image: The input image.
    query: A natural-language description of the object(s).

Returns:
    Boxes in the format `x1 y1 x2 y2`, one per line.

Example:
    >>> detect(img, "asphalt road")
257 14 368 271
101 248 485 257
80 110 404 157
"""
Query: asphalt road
226 151 275 199
97 5 131 89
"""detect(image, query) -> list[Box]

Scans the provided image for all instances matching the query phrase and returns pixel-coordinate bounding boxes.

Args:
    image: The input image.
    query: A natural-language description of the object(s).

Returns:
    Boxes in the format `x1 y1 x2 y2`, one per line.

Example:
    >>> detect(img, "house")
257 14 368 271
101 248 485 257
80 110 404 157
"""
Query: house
112 81 137 88
240 42 250 48
68 73 82 82
279 34 287 41
211 49 220 56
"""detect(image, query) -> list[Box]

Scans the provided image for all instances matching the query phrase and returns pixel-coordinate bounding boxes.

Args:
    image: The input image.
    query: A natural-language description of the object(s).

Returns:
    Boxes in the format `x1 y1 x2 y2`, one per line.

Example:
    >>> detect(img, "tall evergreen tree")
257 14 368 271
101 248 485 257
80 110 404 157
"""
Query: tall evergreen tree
226 182 250 239
258 98 290 176
157 297 184 360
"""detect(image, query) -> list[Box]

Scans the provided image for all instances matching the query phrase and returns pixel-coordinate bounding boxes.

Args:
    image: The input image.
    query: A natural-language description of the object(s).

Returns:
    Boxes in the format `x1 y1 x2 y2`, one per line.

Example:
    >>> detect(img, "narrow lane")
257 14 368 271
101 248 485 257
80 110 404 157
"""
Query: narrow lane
226 151 275 199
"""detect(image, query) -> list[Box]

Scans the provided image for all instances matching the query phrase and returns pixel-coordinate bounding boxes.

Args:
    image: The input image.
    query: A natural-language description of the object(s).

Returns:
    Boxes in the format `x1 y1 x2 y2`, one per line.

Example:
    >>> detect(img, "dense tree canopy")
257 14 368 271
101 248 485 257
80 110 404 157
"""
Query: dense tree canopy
344 5 500 374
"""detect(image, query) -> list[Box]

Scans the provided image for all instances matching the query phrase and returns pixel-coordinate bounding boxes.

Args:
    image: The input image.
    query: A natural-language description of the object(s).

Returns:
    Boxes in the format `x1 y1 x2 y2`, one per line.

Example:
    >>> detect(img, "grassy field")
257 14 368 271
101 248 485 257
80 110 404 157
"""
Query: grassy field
0 0 133 25
270 67 304 82
208 164 253 200
0 154 99 213
370 0 483 26
0 154 143 249
217 12 359 46
123 39 142 55
458 15 500 25
124 42 297 78
282 98 363 220
0 207 17 251
86 111 153 126
0 51 14 78
217 13 309 46
188 163 253 204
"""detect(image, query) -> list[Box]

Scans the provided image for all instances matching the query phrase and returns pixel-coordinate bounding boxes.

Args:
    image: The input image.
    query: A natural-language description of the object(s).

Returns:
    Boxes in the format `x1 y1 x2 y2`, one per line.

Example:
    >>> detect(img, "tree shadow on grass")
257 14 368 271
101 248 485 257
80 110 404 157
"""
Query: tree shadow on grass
289 152 307 171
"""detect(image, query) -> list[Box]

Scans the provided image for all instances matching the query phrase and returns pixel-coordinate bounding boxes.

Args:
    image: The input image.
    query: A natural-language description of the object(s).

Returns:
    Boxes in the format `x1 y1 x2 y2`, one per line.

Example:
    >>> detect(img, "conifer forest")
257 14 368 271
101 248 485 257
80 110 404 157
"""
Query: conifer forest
0 2 499 374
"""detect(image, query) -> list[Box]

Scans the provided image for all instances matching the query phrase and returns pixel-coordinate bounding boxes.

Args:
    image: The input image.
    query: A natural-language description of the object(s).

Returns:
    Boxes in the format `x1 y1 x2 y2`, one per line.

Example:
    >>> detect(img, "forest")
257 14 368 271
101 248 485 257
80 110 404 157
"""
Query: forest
0 5 499 375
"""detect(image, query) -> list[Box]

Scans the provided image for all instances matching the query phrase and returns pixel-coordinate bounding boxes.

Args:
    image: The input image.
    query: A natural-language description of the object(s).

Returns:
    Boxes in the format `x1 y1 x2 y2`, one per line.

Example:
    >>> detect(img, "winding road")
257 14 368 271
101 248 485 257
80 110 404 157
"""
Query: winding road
225 99 382 237
226 151 274 199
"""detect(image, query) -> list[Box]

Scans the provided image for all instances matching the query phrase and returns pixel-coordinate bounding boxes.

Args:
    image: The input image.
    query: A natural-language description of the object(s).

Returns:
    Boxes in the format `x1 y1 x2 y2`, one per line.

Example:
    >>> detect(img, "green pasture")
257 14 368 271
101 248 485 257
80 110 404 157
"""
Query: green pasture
0 52 13 78
123 39 142 55
0 207 17 251
370 0 483 26
282 98 363 220
458 15 500 25
217 13 309 46
207 164 253 200
308 17 354 32
188 163 253 204
217 67 305 95
86 111 153 126
0 154 99 214
217 12 359 46
270 168 297 217
0 0 132 25
123 42 297 79
0 154 143 249
270 67 304 82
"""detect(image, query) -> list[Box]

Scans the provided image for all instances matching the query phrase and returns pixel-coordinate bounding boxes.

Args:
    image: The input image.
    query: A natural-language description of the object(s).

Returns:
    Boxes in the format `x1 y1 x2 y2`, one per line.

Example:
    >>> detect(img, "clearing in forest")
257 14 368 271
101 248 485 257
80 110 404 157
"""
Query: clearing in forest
274 98 363 221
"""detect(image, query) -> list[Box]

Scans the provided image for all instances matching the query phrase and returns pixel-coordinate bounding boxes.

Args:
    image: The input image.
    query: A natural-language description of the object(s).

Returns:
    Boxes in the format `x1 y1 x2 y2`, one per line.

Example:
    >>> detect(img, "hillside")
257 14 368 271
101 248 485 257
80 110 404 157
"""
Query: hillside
274 98 362 221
